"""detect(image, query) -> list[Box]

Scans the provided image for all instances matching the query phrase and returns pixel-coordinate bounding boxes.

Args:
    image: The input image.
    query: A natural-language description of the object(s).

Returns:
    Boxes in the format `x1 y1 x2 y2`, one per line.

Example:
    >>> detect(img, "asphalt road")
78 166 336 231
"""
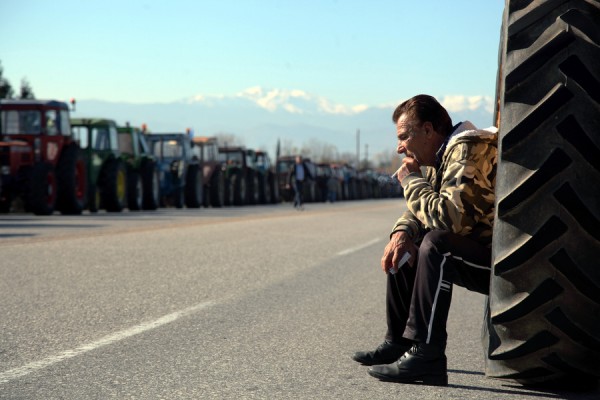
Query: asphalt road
1 200 598 399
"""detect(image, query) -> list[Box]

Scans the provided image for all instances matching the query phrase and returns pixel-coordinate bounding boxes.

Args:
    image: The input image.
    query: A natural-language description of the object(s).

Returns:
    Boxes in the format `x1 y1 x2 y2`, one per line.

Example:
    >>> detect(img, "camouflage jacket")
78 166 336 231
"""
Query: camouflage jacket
391 121 498 247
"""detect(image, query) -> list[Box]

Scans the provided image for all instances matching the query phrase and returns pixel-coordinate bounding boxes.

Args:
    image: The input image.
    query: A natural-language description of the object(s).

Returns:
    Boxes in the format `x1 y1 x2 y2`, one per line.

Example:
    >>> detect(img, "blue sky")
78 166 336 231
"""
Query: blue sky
2 0 504 108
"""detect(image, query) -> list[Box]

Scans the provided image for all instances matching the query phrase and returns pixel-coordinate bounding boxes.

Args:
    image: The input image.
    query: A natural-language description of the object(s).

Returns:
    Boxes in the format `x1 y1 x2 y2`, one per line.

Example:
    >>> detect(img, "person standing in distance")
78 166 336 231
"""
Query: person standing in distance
352 94 498 386
289 155 312 210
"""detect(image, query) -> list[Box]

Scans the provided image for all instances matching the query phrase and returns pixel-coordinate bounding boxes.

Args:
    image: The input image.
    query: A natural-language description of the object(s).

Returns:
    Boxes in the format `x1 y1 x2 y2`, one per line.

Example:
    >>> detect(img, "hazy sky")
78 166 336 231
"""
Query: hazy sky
2 0 505 108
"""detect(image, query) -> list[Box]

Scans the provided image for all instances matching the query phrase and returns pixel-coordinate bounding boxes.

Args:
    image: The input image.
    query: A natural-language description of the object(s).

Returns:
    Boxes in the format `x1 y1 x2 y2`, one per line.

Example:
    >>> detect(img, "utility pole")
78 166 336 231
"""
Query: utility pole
356 129 360 168
365 143 368 169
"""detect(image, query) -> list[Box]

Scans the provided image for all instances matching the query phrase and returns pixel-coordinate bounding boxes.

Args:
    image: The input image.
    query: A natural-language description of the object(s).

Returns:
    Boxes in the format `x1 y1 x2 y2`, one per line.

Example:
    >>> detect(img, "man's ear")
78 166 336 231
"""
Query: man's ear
423 121 435 137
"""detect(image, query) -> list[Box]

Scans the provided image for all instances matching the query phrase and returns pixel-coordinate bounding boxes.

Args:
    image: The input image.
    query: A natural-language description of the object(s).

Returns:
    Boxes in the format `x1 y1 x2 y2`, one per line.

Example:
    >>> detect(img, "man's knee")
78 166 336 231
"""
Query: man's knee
419 230 452 256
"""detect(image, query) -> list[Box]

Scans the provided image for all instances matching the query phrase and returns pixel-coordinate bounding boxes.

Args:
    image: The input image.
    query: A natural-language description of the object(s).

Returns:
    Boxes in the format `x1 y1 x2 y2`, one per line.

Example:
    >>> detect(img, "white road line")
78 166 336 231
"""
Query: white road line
0 301 214 385
336 238 382 256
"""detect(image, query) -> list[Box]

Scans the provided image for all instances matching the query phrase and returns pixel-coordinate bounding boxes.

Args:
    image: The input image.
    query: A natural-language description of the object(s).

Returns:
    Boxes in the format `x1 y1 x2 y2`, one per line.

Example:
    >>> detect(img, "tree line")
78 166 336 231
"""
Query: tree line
0 61 35 100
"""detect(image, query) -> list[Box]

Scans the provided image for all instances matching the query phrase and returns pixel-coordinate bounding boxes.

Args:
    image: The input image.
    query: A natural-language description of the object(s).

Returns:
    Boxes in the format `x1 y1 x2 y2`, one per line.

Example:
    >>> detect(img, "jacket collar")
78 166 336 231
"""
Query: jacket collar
434 121 480 168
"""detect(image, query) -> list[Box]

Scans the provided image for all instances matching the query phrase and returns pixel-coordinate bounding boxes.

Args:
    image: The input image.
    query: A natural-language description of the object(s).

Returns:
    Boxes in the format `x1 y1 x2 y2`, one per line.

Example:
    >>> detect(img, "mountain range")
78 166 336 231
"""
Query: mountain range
74 87 495 162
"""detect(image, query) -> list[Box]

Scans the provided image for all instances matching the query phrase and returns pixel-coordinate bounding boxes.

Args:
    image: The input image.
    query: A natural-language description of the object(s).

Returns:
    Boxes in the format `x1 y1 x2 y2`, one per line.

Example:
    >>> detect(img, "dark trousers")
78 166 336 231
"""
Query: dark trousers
385 230 491 348
293 180 304 207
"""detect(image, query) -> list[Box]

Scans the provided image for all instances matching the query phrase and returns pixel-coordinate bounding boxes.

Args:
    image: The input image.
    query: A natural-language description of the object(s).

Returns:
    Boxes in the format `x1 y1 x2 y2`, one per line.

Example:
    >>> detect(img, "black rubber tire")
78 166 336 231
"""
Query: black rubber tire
0 195 11 213
258 173 272 204
485 0 600 388
142 160 160 210
102 159 127 212
247 172 259 205
223 172 233 206
185 164 203 208
127 168 142 211
268 172 280 203
232 170 246 206
173 187 184 209
209 168 225 208
88 185 100 213
56 144 86 215
25 162 57 215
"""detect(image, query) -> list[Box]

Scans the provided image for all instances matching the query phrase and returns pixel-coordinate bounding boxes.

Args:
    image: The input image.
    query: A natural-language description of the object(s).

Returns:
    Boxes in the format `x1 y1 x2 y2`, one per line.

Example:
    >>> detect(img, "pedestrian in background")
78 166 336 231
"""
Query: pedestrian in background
288 155 311 210
326 174 338 203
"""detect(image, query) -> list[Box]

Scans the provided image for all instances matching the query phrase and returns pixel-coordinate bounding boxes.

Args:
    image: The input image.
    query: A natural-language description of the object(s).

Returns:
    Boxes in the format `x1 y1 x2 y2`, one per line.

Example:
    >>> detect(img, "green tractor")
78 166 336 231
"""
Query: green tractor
70 118 127 212
117 125 160 210
218 146 262 206
254 150 280 204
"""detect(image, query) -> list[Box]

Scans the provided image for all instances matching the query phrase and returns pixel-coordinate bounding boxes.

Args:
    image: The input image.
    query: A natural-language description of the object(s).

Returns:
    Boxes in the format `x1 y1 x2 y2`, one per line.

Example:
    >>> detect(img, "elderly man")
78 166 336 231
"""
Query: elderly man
352 94 497 386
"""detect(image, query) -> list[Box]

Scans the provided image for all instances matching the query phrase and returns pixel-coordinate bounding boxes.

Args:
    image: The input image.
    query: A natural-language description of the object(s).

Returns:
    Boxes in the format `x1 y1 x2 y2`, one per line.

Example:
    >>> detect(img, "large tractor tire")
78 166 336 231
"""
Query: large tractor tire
269 172 280 204
209 168 225 208
142 160 160 210
485 0 600 388
185 164 203 208
232 170 247 206
224 172 234 206
102 159 127 212
25 162 57 216
126 167 143 211
173 187 184 209
56 144 86 215
248 172 260 205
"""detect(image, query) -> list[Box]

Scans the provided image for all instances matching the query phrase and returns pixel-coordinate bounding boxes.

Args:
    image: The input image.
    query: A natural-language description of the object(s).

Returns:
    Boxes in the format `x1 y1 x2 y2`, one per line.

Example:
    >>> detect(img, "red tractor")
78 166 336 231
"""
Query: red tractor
0 99 86 215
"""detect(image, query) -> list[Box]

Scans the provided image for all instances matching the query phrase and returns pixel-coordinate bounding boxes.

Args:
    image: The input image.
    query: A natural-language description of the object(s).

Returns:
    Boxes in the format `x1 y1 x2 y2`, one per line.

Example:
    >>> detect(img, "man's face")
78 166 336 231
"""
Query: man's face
396 114 428 164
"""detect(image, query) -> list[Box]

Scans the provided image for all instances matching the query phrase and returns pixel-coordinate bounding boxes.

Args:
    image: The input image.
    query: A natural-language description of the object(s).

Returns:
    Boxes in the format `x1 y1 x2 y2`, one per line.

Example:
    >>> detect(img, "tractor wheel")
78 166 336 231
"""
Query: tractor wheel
26 162 57 215
269 173 280 203
0 195 11 213
88 185 100 213
127 168 142 211
203 181 211 208
56 144 86 215
185 164 203 208
485 0 600 388
173 187 184 209
232 170 246 206
142 160 160 210
249 173 260 205
259 174 272 204
210 168 225 208
102 159 127 212
224 173 234 206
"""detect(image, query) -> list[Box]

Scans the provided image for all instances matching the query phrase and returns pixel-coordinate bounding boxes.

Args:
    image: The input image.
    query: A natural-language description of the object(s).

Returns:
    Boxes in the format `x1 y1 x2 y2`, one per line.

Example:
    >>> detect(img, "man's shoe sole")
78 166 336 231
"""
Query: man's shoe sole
367 369 448 386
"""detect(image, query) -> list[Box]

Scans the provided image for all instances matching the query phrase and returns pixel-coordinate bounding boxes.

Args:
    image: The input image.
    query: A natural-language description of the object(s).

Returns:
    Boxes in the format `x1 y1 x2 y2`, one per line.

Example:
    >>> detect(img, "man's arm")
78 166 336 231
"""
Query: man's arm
401 142 497 236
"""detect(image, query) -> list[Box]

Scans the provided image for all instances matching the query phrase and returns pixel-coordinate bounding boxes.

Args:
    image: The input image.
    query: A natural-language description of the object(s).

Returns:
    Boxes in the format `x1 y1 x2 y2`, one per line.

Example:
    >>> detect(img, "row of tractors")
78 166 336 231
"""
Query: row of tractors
0 99 401 215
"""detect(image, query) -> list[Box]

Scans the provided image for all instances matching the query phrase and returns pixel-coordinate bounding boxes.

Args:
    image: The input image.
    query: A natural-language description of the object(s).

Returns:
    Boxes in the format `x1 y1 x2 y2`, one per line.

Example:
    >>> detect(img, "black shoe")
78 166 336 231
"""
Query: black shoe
368 343 448 386
352 341 411 366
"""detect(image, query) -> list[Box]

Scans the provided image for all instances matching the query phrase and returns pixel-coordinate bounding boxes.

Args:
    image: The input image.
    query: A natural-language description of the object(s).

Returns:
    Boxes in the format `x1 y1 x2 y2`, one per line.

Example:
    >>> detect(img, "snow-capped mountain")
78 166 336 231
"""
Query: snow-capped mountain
74 87 495 160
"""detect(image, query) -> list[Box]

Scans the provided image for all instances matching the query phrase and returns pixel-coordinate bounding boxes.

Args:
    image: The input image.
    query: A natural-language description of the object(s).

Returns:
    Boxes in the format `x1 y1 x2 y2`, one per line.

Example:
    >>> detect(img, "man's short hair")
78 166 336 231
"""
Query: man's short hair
392 95 453 137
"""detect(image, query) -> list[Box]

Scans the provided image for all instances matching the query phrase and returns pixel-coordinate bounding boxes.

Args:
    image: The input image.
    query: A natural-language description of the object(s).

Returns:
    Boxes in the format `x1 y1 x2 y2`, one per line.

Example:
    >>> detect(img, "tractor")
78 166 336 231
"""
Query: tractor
191 136 226 207
117 124 160 210
0 99 86 215
70 118 127 212
146 133 202 208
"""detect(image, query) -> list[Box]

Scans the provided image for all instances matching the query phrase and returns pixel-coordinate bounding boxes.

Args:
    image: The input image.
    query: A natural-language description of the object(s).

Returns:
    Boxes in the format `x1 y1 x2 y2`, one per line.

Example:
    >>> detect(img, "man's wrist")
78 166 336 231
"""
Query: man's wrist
391 227 413 241
400 172 422 188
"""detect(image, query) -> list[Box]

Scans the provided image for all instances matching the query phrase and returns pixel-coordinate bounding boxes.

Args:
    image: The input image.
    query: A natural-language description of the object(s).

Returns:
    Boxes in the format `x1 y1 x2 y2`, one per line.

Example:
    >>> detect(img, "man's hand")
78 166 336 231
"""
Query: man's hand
402 156 421 174
381 231 418 274
392 157 421 184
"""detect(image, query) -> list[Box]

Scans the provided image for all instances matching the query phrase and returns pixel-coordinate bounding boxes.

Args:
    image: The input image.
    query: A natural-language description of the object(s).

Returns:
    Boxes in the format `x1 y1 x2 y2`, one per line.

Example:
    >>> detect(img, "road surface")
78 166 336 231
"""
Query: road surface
1 200 598 399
